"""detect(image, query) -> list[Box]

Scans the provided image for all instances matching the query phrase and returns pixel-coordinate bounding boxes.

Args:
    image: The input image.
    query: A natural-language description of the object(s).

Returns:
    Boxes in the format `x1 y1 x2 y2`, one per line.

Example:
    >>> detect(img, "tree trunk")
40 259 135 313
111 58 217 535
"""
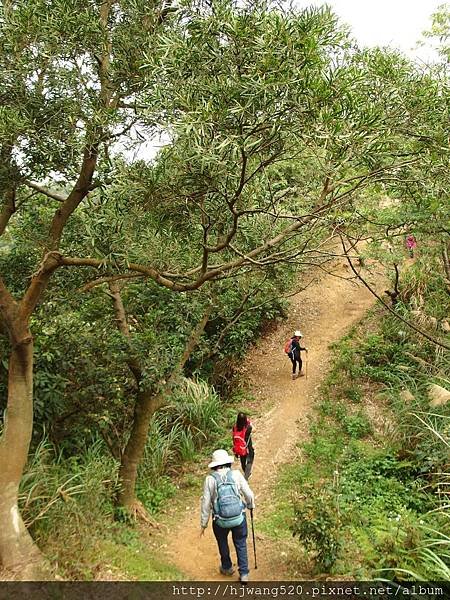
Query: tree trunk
110 282 212 510
117 390 164 509
442 240 450 295
0 338 46 578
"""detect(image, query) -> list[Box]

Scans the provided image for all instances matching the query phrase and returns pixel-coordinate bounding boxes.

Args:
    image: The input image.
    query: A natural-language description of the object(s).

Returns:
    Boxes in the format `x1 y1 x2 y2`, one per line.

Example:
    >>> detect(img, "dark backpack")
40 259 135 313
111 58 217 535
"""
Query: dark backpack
232 424 249 457
212 470 244 528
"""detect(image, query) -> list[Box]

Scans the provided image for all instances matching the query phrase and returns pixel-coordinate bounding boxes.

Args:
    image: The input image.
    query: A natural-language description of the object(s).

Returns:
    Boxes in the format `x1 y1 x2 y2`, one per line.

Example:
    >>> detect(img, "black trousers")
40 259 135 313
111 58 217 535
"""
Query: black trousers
239 446 254 480
290 353 302 374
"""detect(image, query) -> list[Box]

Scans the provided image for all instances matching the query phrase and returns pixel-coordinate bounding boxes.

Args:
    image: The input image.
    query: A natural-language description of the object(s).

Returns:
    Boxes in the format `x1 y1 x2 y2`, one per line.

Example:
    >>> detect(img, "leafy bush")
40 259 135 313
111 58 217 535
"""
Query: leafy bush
344 385 363 403
136 476 176 515
292 484 341 572
342 412 373 439
338 451 430 515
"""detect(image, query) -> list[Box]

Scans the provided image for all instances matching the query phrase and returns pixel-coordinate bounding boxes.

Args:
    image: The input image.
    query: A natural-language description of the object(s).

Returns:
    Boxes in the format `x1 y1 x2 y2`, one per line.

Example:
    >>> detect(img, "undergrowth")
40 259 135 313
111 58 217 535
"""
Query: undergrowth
266 254 450 579
22 377 233 579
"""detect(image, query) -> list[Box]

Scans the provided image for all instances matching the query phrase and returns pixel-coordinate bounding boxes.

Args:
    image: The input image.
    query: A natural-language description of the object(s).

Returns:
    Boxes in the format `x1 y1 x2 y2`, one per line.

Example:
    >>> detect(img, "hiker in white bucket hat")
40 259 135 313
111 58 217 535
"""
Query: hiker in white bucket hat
200 449 255 583
208 449 235 468
284 330 308 380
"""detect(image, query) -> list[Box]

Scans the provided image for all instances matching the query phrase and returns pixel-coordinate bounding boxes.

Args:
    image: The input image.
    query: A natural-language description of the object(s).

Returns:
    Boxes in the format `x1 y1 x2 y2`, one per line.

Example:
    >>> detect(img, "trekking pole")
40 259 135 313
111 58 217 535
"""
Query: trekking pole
250 508 257 569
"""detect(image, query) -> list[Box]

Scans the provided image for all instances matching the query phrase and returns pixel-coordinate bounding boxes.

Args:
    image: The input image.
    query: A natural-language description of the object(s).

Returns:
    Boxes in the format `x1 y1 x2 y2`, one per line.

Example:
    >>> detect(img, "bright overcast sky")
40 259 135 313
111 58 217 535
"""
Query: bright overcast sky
294 0 443 61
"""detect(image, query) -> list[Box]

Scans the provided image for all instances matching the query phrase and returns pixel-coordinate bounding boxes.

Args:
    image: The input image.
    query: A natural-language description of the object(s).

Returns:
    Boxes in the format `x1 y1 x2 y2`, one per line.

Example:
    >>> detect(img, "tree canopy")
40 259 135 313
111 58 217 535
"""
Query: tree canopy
0 0 449 580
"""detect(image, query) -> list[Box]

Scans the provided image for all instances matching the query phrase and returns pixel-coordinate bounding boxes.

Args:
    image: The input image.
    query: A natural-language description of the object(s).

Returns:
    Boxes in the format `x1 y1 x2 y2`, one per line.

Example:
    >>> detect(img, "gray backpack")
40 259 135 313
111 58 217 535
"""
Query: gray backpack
212 470 244 528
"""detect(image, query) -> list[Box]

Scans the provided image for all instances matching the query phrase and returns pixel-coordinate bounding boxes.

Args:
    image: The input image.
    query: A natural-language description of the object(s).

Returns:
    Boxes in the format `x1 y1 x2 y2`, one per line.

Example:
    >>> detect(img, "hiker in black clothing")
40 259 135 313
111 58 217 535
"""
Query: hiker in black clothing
232 412 254 480
288 330 308 380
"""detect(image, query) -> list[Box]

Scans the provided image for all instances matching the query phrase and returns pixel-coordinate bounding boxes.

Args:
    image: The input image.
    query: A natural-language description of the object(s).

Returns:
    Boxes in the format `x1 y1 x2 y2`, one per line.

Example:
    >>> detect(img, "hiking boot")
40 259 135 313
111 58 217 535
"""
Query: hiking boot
298 371 305 377
240 573 249 584
220 566 235 576
292 373 297 380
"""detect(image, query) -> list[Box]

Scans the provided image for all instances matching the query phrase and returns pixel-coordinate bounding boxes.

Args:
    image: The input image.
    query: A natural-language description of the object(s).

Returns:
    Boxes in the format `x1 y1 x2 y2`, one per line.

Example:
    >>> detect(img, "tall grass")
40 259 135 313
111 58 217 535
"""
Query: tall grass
137 378 223 511
140 378 221 477
391 412 450 581
19 438 84 529
20 437 119 537
17 436 125 577
168 377 222 440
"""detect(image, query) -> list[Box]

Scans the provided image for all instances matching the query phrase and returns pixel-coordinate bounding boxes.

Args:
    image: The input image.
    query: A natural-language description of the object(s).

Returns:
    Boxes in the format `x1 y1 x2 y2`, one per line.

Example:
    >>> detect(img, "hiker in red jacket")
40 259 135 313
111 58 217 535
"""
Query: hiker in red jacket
405 234 417 258
232 412 254 480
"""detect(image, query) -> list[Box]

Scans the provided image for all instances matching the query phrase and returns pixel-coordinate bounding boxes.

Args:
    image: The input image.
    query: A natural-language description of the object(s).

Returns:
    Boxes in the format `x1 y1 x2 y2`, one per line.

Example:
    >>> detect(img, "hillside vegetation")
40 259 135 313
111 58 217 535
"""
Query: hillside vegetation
0 0 449 581
264 250 449 580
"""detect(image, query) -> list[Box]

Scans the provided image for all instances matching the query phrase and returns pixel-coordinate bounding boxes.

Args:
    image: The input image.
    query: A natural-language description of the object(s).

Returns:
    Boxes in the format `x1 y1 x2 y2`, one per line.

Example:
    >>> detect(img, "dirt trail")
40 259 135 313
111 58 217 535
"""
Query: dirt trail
165 263 383 580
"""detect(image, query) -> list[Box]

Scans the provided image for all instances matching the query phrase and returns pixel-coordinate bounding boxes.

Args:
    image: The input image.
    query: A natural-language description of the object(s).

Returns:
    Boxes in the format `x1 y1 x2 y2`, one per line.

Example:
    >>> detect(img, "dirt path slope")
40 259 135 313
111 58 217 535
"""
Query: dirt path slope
165 263 382 580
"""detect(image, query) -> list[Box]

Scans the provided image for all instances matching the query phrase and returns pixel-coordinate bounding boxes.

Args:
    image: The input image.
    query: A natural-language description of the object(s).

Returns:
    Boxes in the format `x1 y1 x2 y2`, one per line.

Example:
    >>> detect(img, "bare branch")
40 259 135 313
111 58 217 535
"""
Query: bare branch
384 263 401 306
48 146 100 251
0 187 16 237
108 281 143 384
228 243 265 267
20 252 63 319
339 234 450 351
175 304 213 373
233 147 248 202
332 159 421 202
60 192 342 292
0 276 17 324
23 180 65 203
81 273 145 292
0 145 18 236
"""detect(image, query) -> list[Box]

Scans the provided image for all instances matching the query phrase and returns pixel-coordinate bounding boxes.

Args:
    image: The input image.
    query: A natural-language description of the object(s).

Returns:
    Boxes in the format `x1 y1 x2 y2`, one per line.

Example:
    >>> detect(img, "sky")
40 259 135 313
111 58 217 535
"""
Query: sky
294 0 443 62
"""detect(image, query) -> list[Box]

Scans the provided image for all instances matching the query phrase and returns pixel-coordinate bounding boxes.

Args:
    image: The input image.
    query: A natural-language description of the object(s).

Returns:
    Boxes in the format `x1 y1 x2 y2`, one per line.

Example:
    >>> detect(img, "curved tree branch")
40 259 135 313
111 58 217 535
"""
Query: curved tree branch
339 234 450 351
23 180 65 203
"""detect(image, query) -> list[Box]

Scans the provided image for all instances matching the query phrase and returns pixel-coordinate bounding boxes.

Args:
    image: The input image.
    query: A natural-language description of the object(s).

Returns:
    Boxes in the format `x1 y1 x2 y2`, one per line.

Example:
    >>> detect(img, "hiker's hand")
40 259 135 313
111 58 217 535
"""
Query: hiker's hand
200 527 206 538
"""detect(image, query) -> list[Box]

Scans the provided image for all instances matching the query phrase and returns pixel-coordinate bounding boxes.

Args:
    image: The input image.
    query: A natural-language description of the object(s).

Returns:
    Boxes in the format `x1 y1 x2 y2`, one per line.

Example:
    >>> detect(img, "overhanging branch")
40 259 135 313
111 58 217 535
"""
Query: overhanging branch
23 180 65 203
339 234 450 351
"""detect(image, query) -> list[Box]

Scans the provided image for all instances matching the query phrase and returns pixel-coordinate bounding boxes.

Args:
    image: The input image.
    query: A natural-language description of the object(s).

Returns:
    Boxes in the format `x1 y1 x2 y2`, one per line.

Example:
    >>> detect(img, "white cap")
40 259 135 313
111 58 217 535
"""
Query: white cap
294 330 302 337
208 449 234 469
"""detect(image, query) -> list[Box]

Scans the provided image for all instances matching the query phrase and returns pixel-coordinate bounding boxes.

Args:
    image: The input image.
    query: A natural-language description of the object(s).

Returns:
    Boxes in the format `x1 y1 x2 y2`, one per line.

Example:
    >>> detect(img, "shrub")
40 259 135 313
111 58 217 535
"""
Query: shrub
292 484 341 572
136 476 176 514
343 412 373 439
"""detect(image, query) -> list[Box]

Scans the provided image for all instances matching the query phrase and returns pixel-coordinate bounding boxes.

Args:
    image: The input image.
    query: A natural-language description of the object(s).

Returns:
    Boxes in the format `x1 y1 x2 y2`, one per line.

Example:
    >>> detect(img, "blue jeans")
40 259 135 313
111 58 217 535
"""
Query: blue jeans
212 513 249 575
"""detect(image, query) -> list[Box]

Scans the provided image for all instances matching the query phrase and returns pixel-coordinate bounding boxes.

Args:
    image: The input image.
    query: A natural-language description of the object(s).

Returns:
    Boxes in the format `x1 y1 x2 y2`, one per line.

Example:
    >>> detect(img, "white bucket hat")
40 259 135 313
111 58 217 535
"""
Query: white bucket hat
294 330 303 337
208 449 234 469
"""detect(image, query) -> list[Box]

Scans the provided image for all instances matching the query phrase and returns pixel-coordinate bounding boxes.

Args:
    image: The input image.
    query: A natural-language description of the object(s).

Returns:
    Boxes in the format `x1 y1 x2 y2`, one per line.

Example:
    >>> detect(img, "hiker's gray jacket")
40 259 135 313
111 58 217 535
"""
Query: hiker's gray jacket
200 467 255 529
